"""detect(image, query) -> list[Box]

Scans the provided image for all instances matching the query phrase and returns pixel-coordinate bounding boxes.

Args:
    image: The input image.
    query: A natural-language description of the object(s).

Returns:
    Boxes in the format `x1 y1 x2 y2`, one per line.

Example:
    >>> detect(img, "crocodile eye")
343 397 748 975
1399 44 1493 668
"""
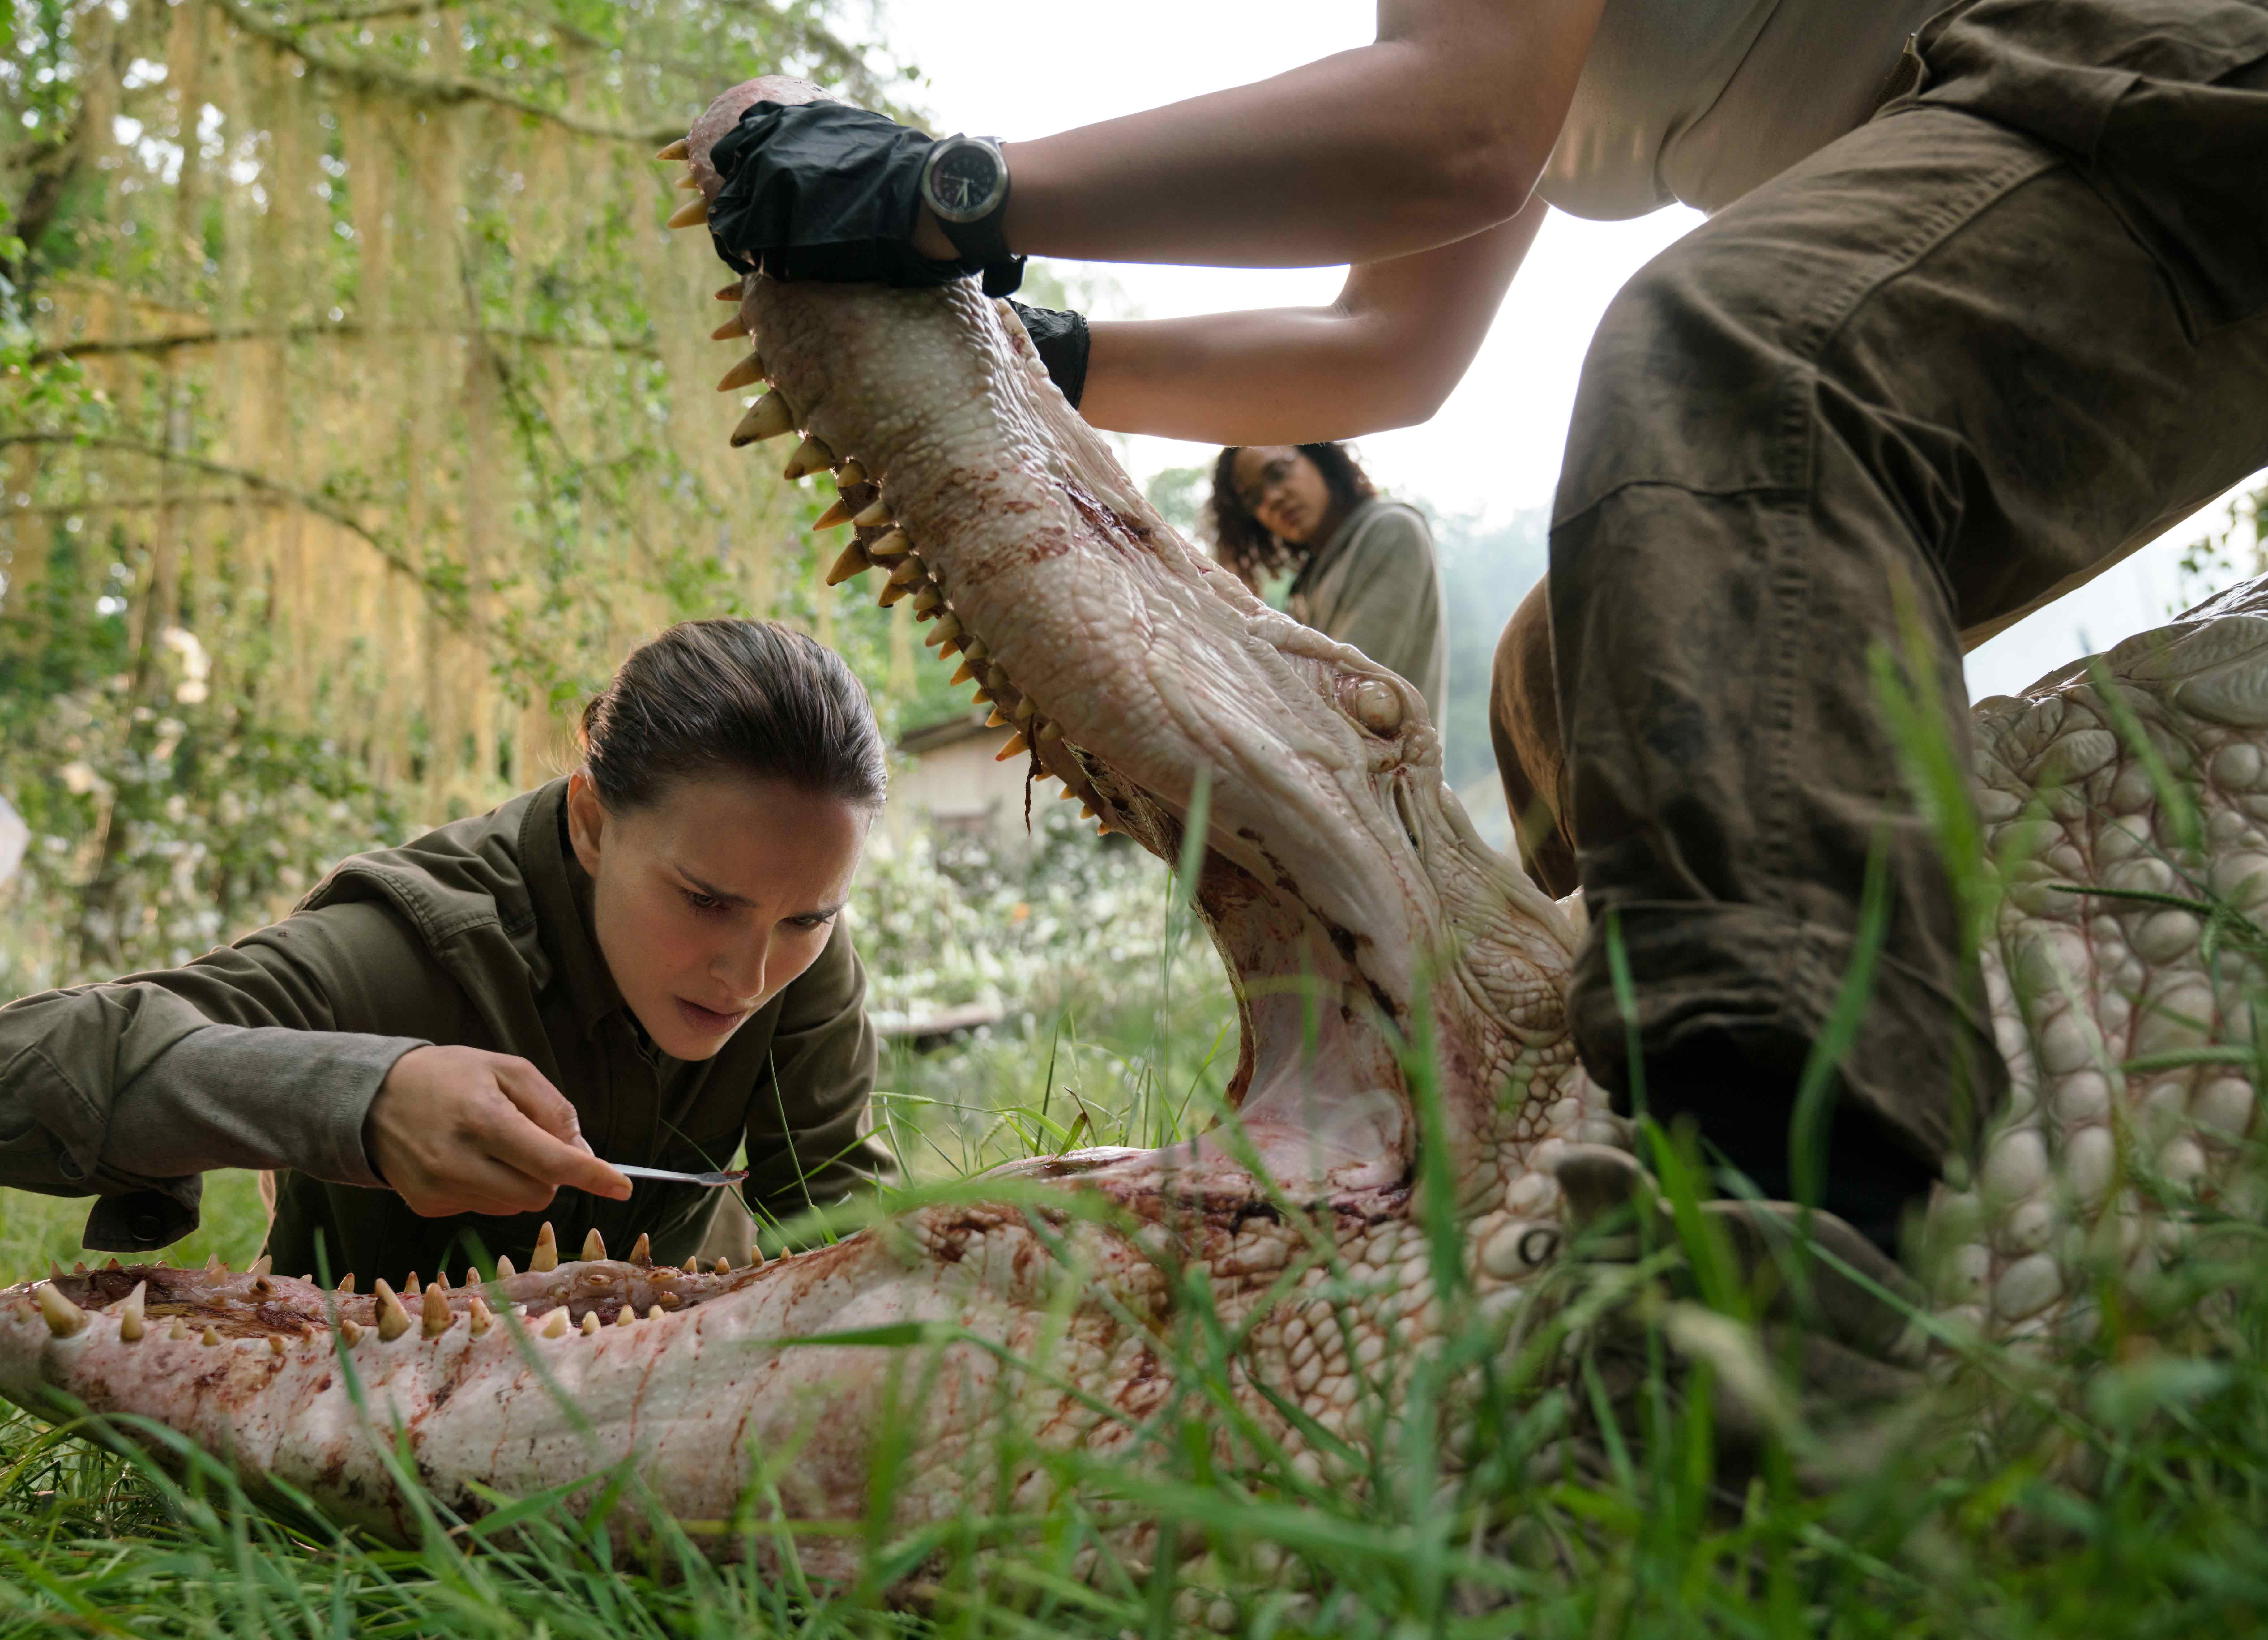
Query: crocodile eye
1351 679 1403 737
1517 1227 1560 1269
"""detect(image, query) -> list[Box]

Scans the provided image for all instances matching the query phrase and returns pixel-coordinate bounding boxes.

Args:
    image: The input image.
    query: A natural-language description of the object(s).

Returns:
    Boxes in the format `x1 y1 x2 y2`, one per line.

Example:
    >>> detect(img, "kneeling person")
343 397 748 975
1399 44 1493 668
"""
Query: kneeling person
0 619 892 1287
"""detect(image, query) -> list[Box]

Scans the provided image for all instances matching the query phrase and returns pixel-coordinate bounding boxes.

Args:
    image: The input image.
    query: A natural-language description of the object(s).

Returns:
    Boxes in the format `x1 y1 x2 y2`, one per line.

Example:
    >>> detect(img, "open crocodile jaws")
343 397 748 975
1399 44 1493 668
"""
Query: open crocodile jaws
4 74 2263 1580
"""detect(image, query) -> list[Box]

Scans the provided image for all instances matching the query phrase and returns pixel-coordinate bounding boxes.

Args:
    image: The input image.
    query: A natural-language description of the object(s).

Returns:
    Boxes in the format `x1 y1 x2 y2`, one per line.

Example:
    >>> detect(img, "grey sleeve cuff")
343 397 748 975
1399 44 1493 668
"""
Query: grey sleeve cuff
99 1026 428 1189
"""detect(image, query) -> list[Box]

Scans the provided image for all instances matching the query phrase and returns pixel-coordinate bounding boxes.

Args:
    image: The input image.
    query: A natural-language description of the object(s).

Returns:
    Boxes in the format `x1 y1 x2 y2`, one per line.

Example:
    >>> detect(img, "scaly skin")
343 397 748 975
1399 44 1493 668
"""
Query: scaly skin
1 75 2258 1576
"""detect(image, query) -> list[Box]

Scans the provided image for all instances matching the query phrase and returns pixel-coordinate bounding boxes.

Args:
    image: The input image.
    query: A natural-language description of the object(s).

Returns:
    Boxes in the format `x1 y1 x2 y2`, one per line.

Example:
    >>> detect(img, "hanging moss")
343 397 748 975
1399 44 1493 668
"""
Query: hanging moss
0 0 926 984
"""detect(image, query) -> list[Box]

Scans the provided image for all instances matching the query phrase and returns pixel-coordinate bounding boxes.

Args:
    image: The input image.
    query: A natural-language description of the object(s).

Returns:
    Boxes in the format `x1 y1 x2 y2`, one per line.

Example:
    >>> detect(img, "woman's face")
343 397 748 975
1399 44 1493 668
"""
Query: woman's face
566 770 870 1061
1232 445 1339 547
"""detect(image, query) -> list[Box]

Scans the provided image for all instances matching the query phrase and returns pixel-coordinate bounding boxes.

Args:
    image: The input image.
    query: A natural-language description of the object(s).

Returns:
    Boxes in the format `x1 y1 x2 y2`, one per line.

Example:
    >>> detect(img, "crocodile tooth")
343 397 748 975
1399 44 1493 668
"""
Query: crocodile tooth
675 171 702 191
117 1282 146 1342
962 639 990 664
838 458 869 485
887 556 926 587
467 1297 494 1337
532 1223 558 1273
710 316 746 341
267 1334 286 1356
951 659 978 685
826 542 874 586
814 496 855 530
164 1319 186 1342
422 1286 453 1339
713 1257 731 1275
614 1303 635 1328
713 281 742 302
432 1270 450 1292
782 433 835 480
748 1245 764 1268
630 1233 653 1266
654 138 690 160
404 1274 420 1297
925 614 963 651
878 581 909 607
374 1282 410 1342
986 705 1011 728
206 1255 225 1275
1012 698 1038 727
852 499 893 528
339 1318 364 1346
35 1285 86 1339
717 350 766 392
581 1229 608 1263
866 529 912 560
580 1311 601 1337
463 1268 478 1289
250 1277 273 1299
105 1258 122 1272
731 391 795 447
247 1255 273 1278
911 586 943 616
336 1273 356 1294
493 1255 515 1279
540 1308 571 1339
648 1304 666 1321
666 197 709 228
995 731 1031 762
200 1326 221 1347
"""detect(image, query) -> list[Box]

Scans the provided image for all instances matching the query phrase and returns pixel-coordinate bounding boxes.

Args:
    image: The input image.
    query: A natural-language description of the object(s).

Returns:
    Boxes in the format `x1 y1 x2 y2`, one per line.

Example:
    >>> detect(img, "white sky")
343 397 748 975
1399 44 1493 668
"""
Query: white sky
877 0 2259 703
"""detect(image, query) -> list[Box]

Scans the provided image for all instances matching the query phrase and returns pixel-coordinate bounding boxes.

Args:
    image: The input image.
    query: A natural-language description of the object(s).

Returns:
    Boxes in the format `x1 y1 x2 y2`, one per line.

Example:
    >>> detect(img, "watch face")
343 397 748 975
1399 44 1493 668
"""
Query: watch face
926 140 1006 223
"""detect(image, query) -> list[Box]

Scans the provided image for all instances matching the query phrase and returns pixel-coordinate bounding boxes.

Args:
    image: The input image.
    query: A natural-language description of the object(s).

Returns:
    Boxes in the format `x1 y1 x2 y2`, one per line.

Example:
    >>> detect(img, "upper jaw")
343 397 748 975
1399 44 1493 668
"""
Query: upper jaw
685 81 1572 1197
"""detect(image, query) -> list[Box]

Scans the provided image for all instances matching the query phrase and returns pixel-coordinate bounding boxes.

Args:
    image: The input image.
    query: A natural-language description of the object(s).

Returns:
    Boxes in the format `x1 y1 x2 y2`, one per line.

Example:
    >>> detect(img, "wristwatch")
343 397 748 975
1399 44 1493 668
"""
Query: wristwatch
920 134 1025 296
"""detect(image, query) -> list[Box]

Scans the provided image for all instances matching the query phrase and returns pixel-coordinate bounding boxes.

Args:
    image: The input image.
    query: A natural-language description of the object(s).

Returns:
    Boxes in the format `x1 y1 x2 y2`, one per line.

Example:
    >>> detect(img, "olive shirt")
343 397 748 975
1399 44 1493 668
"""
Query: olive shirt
0 779 888 1284
1286 497 1447 722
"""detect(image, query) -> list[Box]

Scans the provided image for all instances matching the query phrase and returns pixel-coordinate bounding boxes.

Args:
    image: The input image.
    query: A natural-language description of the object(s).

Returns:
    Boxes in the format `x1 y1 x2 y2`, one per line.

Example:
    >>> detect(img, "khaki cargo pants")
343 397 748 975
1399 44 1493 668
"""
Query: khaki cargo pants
1491 0 2268 1244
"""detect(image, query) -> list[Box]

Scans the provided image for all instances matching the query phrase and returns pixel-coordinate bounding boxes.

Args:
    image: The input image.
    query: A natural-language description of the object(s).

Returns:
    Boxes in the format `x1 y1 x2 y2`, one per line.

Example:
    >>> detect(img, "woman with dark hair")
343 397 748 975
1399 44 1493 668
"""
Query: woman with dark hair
1210 443 1445 720
0 619 892 1286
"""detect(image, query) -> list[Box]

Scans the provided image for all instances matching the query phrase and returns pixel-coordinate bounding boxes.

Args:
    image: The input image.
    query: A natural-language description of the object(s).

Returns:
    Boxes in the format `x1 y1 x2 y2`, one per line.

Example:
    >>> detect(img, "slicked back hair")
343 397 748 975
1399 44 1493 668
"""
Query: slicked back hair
579 619 887 814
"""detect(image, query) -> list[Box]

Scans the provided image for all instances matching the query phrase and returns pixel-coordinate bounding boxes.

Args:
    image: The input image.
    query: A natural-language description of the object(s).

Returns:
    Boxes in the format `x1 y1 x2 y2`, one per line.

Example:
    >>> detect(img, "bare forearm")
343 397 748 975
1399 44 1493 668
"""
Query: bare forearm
993 0 1599 268
1078 202 1546 443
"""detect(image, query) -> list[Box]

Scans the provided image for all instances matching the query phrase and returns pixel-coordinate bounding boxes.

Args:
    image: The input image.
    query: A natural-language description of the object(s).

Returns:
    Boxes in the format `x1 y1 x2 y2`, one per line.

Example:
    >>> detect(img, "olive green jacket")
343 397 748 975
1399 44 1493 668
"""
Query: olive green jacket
0 779 887 1284
1287 497 1447 722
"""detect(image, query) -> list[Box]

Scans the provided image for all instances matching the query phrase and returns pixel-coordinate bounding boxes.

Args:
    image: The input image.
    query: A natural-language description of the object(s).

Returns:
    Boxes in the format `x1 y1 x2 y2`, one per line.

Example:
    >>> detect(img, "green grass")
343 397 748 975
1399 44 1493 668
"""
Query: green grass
11 685 2268 1637
9 1093 2268 1637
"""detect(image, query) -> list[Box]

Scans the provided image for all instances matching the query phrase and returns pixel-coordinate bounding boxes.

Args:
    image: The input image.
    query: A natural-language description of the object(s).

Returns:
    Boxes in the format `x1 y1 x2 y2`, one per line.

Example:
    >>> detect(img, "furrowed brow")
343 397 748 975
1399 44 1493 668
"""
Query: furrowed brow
677 869 755 909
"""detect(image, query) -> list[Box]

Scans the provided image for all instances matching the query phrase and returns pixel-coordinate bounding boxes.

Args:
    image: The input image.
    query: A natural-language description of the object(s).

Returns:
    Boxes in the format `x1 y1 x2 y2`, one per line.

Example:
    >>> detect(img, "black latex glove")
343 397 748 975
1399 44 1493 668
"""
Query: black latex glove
1007 299 1092 410
707 101 979 288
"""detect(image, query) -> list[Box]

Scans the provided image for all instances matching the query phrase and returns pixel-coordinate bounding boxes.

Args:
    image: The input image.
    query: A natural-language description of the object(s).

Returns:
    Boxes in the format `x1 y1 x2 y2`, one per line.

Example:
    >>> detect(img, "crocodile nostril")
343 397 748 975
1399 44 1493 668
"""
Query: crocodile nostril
1351 679 1403 737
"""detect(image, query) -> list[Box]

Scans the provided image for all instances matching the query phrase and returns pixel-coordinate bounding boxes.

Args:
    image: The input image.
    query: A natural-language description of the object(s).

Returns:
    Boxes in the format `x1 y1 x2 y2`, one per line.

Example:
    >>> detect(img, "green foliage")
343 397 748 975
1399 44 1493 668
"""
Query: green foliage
0 0 966 985
1145 463 1210 537
1434 506 1547 794
2175 481 2267 616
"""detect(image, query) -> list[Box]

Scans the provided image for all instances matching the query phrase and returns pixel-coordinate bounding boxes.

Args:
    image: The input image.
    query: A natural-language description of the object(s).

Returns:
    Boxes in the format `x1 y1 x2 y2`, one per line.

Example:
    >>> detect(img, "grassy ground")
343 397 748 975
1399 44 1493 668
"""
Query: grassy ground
8 1113 2268 1638
8 815 2268 1635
